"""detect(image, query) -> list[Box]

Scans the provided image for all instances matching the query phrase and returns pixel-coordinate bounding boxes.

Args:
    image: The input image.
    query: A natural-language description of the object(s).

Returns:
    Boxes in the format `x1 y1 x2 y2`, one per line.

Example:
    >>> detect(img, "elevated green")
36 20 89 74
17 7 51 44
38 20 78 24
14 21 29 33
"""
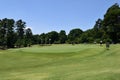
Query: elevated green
0 44 120 80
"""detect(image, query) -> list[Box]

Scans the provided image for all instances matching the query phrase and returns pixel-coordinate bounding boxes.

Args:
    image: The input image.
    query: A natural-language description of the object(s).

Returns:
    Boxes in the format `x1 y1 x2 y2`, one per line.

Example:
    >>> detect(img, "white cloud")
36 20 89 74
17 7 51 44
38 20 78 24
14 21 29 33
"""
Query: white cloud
25 26 32 29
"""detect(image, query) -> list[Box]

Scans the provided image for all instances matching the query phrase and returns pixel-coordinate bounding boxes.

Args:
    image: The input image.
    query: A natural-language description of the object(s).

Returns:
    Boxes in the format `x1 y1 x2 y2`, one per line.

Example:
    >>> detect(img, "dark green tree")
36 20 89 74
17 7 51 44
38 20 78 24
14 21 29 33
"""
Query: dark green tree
6 19 15 48
16 19 26 47
0 18 8 49
103 3 120 43
39 33 46 44
47 31 59 44
25 28 33 47
80 29 94 43
93 18 105 40
59 30 67 44
32 34 40 44
68 28 83 44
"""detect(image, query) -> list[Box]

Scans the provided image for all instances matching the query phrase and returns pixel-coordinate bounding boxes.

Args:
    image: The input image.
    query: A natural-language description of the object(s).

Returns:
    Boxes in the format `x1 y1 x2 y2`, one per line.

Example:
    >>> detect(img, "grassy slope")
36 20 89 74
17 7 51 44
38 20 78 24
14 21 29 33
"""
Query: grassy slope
0 44 120 80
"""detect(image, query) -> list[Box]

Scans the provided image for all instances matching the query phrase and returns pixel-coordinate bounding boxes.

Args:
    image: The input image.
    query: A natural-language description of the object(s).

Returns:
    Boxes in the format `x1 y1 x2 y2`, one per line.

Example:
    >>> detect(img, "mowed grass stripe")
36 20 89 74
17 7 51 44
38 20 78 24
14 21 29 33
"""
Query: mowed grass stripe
0 44 120 80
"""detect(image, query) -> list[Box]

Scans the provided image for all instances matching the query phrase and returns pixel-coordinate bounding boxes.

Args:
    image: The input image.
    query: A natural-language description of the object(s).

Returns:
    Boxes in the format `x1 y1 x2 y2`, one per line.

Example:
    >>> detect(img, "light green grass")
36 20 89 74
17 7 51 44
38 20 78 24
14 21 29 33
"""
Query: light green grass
0 44 120 80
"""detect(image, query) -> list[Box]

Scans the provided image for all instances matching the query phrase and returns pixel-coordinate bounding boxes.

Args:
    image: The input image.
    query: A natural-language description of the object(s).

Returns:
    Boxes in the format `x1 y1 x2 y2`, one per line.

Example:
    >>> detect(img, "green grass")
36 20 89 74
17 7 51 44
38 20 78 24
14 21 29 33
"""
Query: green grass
0 44 120 80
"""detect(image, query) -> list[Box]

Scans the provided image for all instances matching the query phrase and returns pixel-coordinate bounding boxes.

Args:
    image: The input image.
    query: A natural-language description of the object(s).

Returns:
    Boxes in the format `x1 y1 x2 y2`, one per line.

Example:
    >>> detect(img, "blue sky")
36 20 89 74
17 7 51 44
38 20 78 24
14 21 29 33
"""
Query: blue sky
0 0 119 34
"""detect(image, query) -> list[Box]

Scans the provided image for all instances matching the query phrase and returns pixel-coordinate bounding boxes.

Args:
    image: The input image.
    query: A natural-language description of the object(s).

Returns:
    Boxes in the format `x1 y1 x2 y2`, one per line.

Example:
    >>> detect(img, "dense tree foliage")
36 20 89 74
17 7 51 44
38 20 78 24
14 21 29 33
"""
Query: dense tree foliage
68 28 83 44
15 20 26 47
59 30 67 44
0 3 120 49
24 28 33 47
0 19 33 49
0 18 16 49
103 3 120 43
32 34 40 44
79 3 120 43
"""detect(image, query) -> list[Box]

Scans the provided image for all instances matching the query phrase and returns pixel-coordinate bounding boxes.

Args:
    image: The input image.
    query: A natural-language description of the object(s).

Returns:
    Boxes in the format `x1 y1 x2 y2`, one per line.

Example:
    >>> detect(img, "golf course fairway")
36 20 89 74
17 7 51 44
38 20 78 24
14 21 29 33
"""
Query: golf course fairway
0 44 120 80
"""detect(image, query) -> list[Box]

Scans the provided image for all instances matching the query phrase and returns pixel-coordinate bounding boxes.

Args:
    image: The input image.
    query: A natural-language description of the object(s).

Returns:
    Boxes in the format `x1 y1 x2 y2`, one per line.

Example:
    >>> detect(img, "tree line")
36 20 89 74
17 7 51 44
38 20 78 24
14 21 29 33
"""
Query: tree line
33 3 120 44
0 19 32 49
0 3 120 49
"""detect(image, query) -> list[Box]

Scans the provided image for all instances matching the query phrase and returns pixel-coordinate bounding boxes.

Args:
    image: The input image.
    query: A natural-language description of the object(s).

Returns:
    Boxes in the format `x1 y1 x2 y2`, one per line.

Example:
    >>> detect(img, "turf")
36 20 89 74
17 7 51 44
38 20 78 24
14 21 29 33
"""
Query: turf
0 44 120 80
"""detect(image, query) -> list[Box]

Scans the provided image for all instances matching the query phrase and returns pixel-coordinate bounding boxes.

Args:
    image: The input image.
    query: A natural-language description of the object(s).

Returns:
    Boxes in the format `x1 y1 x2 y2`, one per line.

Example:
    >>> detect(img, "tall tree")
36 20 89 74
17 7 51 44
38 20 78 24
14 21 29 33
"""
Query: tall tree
6 19 15 48
93 18 105 39
32 34 40 44
0 18 8 49
16 19 26 47
103 3 120 43
59 30 67 43
25 28 33 47
47 31 59 44
39 33 46 44
80 29 95 43
68 28 83 44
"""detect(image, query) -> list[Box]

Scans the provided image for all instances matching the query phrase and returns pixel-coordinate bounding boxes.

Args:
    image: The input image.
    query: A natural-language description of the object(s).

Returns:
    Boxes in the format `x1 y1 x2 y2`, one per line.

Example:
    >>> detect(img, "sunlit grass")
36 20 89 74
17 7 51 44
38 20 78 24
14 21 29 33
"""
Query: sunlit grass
0 44 120 80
